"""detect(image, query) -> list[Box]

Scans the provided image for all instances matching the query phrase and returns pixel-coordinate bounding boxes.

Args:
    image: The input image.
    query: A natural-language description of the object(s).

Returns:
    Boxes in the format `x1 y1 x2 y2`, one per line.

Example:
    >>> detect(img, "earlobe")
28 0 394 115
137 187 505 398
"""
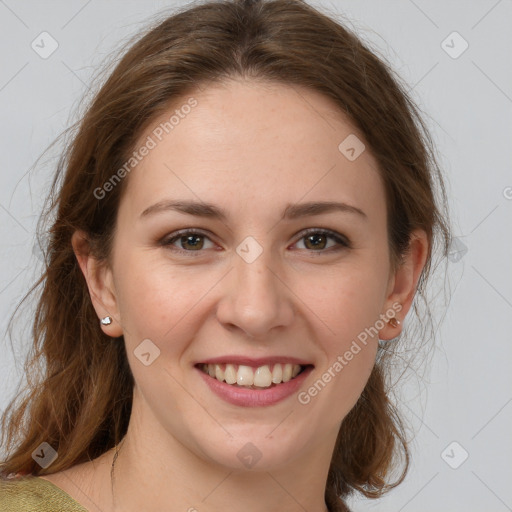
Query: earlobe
379 229 429 341
71 230 124 337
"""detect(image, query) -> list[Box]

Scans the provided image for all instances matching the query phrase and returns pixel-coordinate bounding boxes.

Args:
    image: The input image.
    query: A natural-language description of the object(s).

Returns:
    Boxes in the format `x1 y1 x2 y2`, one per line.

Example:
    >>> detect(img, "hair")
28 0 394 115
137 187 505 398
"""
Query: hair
0 0 451 510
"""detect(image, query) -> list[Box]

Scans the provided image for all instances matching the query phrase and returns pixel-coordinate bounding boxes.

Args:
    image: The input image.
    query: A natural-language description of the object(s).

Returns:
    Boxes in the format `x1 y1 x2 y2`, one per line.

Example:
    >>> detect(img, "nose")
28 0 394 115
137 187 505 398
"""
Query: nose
215 248 294 339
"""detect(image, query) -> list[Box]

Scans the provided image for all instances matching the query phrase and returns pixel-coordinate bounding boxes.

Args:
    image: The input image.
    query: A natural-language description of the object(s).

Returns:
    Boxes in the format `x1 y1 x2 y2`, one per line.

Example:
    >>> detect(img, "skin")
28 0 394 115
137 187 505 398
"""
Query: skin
40 79 428 512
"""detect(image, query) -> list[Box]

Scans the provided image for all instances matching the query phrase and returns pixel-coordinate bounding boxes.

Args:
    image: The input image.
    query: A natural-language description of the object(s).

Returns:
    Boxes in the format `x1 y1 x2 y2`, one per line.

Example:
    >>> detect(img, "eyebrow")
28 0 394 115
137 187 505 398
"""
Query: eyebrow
140 199 367 221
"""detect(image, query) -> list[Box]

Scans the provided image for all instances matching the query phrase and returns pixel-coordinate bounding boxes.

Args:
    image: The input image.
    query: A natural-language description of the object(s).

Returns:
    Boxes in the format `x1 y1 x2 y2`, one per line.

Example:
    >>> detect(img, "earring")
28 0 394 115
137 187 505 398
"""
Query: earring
100 316 112 326
388 317 401 328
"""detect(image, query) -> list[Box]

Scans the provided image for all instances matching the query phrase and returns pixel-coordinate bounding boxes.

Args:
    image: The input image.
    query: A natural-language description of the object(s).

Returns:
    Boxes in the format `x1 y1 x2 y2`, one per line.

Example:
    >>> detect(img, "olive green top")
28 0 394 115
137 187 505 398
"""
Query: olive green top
0 475 88 511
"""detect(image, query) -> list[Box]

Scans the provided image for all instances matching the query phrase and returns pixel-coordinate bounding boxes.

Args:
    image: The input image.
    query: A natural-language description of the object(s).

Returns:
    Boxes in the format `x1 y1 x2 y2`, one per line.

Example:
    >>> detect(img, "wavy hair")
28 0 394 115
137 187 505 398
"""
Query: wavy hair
0 1 451 510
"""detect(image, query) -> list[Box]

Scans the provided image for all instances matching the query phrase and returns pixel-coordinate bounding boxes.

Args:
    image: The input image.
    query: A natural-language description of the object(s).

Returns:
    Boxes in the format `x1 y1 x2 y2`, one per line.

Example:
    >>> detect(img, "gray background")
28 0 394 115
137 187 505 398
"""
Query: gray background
0 1 511 511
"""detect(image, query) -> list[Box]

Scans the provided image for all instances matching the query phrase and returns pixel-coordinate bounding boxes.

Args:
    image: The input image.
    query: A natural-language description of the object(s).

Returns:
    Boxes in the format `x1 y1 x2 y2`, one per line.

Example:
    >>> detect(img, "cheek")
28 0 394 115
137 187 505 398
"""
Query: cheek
112 253 196 342
297 331 378 429
112 251 230 368
292 261 386 400
298 295 379 423
294 259 388 340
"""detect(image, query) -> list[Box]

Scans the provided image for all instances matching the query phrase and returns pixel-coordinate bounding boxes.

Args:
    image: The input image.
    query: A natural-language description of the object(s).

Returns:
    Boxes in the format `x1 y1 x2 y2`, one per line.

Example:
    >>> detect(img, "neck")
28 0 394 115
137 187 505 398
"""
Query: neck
110 423 332 512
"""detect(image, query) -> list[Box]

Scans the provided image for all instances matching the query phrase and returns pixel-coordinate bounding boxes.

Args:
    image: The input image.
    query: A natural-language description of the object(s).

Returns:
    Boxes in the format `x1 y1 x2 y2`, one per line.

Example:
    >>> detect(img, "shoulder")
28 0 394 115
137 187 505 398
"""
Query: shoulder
0 475 88 511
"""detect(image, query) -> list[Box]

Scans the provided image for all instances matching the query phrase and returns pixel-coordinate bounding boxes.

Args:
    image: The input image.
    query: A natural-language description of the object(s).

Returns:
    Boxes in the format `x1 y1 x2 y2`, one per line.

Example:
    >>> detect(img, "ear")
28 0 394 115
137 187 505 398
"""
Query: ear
379 229 429 340
71 230 124 338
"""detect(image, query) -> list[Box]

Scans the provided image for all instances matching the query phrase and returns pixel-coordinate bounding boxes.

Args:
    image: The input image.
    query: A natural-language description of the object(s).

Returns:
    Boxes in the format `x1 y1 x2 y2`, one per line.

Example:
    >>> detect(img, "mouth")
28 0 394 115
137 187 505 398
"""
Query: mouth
196 362 312 390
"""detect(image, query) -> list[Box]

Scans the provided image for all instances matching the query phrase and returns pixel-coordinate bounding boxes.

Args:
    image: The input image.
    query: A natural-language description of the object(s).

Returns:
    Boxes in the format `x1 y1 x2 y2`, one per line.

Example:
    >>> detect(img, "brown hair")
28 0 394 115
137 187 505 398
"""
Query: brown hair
0 0 451 510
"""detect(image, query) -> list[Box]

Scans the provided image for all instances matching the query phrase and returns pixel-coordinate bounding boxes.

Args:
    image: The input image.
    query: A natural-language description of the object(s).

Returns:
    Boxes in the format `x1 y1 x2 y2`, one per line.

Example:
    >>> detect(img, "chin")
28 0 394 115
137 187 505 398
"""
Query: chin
188 424 315 473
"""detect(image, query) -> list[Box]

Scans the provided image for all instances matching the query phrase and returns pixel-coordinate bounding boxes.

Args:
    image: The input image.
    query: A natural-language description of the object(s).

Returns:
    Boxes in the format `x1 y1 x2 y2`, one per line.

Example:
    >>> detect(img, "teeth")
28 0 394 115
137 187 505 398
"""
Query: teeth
202 363 303 388
215 365 225 382
282 363 292 383
253 365 272 387
272 363 283 383
237 365 254 386
224 364 237 385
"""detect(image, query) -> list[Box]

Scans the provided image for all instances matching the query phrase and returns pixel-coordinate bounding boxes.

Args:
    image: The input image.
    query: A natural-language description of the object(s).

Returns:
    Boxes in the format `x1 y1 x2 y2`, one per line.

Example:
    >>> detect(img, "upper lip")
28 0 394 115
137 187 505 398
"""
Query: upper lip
196 356 313 367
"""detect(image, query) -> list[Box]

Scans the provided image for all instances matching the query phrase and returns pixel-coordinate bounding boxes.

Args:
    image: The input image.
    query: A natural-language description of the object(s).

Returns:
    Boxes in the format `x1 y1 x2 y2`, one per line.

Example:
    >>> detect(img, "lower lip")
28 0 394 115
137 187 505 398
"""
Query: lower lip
196 366 313 407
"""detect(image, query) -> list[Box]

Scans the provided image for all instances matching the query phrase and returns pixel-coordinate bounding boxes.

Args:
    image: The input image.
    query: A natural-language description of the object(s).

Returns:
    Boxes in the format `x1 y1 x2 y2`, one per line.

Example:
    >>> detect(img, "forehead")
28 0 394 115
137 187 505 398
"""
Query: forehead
120 79 385 222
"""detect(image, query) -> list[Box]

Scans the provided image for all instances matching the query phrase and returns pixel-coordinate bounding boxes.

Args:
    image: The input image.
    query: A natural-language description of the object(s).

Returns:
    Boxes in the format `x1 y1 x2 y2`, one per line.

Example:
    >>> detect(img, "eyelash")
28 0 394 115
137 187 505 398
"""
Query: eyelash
160 228 351 256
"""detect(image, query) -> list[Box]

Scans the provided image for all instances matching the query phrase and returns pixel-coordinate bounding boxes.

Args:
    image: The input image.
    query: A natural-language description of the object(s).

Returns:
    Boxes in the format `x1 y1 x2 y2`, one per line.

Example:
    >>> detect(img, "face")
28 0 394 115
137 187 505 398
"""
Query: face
86 79 408 472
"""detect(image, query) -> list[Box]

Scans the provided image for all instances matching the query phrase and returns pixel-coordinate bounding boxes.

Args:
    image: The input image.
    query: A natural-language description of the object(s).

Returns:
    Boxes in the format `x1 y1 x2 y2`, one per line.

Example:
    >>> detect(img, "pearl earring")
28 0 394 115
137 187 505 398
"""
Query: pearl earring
100 316 112 326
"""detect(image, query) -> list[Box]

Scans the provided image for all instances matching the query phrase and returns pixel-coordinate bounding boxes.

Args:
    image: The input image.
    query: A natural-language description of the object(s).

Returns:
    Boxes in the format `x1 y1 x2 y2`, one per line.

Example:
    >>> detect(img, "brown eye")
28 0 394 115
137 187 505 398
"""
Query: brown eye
178 234 204 250
295 229 350 252
162 231 215 252
304 233 328 250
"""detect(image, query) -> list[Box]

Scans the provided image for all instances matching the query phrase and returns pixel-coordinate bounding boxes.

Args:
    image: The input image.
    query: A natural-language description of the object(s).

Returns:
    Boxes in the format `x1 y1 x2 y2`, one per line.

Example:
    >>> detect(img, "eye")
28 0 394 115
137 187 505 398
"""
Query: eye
161 230 216 253
160 228 351 256
293 228 350 252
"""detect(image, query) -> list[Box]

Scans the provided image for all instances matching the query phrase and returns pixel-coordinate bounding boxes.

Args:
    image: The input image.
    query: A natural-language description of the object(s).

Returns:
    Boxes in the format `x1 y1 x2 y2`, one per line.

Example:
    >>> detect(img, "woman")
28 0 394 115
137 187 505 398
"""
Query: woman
0 0 451 510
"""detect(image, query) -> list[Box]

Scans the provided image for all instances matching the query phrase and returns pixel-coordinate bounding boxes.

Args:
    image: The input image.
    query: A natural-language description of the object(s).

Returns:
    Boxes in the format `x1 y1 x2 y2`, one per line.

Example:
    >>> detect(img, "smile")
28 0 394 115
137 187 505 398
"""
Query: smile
198 362 305 389
195 359 314 407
